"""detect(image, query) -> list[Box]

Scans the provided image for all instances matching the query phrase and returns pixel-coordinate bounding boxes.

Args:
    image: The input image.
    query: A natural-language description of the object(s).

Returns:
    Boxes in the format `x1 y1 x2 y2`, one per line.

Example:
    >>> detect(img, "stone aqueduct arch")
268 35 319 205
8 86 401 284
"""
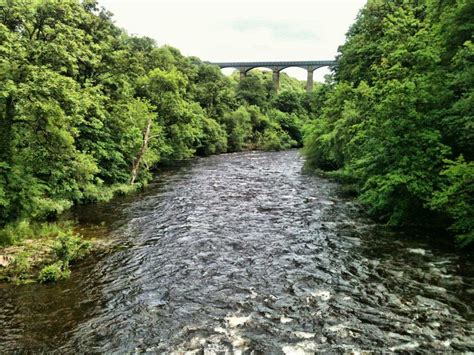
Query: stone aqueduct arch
211 60 337 92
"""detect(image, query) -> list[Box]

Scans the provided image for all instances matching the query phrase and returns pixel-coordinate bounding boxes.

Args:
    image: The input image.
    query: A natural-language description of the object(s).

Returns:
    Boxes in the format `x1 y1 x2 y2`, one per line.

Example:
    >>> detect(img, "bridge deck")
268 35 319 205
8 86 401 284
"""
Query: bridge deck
212 60 337 69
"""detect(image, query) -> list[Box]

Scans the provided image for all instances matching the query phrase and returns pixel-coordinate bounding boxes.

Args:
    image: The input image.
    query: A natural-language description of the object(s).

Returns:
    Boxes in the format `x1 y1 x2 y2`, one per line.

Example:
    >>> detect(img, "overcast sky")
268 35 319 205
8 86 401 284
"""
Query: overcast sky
98 0 366 81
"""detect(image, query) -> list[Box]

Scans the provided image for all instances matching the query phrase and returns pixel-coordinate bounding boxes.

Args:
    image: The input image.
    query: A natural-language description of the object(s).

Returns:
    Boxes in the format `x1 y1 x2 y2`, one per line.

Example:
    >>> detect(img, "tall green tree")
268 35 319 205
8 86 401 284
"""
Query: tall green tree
304 0 473 245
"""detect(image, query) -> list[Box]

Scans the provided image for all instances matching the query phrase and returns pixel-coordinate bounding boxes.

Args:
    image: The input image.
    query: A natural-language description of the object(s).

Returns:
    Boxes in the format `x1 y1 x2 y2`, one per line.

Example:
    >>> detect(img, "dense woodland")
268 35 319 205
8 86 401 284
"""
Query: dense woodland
304 0 473 246
0 0 317 253
0 0 472 278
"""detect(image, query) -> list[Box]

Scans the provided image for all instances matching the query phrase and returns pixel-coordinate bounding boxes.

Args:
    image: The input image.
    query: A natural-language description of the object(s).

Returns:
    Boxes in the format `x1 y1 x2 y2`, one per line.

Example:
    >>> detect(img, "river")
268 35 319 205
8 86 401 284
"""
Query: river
0 150 473 353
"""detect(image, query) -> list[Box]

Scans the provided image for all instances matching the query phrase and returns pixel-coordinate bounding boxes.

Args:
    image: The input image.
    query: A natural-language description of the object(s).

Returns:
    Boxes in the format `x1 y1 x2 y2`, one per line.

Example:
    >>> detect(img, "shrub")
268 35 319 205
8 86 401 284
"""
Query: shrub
38 262 71 283
258 128 297 151
11 252 31 280
430 156 474 246
0 221 72 247
0 220 33 246
53 231 91 262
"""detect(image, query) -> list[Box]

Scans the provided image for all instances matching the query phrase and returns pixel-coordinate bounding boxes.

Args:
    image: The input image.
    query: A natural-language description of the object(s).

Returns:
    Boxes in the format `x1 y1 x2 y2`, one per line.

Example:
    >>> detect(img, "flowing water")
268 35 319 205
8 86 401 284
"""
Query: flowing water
0 150 473 353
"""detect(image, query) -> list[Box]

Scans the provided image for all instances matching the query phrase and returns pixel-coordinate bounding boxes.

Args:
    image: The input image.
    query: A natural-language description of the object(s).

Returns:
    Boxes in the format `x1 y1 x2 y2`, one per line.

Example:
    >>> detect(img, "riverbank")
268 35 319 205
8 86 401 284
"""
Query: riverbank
0 180 143 284
0 222 109 284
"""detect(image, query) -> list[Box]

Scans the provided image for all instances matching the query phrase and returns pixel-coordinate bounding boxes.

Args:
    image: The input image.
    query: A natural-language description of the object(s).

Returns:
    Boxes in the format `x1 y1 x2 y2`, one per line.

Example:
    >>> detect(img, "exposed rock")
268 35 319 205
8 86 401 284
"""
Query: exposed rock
280 316 293 324
294 331 314 339
0 255 12 267
407 248 426 255
226 315 251 328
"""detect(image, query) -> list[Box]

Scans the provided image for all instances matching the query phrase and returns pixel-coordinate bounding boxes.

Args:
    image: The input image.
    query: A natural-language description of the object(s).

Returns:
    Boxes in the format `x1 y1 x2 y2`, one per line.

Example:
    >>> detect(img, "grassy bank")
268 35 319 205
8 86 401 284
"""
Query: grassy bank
0 221 96 284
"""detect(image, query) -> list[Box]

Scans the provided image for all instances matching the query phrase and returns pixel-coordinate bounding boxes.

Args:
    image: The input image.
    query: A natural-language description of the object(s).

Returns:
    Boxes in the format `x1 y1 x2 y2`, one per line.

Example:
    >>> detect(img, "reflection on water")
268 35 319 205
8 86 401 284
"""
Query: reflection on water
0 150 472 352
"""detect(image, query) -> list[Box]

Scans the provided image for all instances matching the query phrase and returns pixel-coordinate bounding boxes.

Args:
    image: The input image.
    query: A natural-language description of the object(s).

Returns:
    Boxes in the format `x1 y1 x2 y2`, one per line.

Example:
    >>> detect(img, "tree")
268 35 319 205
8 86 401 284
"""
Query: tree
303 0 473 245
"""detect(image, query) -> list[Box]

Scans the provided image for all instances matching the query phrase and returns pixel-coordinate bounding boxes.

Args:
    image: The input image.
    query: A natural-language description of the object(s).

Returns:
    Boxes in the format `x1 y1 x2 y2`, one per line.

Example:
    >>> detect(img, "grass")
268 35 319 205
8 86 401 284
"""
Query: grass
0 221 93 284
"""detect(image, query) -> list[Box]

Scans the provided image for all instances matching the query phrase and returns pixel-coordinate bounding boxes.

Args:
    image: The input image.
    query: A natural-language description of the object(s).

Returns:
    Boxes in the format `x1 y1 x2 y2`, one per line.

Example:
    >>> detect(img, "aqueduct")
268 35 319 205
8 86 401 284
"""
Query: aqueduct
212 60 337 92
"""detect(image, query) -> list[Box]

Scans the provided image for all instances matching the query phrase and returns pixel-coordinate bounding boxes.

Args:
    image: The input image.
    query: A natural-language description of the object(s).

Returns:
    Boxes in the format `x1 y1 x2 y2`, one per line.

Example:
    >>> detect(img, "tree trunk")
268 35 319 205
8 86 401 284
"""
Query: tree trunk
130 118 152 185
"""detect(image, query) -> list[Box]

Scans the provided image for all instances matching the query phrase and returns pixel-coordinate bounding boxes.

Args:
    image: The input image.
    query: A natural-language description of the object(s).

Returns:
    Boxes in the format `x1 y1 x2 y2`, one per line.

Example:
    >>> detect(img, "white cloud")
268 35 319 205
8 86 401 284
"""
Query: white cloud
98 0 366 81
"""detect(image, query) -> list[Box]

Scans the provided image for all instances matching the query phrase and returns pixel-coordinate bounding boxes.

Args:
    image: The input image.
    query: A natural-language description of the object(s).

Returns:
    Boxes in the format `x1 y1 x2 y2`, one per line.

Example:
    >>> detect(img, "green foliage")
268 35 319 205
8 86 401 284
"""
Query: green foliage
257 128 297 151
0 222 91 282
430 157 474 246
268 109 303 145
234 70 305 110
222 106 253 151
38 261 71 283
191 63 237 120
11 252 31 280
0 0 309 248
274 90 303 114
237 72 272 108
53 231 91 262
0 220 32 246
197 117 228 156
0 220 72 246
303 0 473 245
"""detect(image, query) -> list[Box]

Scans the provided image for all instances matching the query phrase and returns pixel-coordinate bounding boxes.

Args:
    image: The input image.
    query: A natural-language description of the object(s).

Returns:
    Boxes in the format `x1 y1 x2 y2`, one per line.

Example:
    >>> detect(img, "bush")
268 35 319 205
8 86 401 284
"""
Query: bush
11 252 31 280
0 221 80 247
0 220 33 246
258 128 297 151
222 107 252 152
197 117 228 156
53 231 91 262
38 262 71 283
268 109 303 144
430 156 474 246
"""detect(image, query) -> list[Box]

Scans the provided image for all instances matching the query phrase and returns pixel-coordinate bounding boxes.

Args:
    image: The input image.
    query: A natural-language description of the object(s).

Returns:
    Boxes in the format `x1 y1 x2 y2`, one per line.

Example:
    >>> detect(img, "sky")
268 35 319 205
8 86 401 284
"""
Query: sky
98 0 367 82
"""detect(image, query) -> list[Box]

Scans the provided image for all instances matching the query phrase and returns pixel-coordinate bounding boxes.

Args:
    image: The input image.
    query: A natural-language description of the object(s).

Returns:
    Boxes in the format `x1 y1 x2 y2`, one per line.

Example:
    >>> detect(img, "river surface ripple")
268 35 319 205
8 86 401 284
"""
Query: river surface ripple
0 150 473 353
